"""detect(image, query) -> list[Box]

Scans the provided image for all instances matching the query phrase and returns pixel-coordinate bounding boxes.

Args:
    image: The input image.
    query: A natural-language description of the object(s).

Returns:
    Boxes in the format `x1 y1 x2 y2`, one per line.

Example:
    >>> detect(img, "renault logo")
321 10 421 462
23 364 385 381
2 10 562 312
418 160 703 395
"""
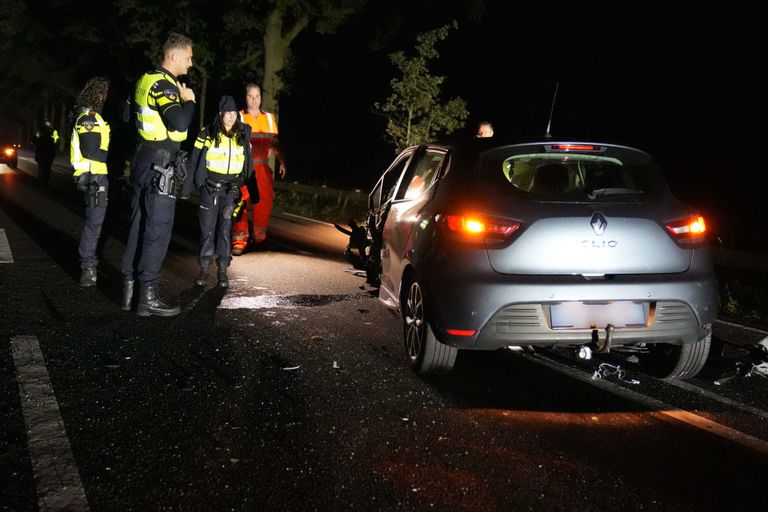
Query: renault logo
590 212 607 235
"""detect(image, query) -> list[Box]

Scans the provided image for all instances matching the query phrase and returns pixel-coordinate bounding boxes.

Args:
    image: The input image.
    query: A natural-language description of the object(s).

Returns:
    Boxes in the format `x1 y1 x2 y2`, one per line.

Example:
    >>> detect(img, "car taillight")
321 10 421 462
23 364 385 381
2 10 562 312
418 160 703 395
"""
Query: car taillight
443 214 520 242
446 329 477 336
3 148 14 157
665 215 707 243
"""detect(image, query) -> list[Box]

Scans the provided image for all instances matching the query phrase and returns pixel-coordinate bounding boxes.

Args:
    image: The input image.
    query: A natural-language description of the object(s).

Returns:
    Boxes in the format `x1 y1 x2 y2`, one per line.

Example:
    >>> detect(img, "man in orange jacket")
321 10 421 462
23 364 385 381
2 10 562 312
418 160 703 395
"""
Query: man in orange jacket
232 82 287 255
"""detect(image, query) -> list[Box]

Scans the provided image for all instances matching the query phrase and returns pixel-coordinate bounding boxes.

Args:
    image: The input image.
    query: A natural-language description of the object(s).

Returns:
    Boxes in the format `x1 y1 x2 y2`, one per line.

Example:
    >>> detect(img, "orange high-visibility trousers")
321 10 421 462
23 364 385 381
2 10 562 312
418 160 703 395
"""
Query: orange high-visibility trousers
232 162 274 249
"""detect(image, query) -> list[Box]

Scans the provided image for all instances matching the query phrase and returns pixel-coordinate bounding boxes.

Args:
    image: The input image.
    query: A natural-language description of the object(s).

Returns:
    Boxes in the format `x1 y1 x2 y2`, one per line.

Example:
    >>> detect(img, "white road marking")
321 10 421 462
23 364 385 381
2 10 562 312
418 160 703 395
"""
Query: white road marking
526 352 768 456
0 228 13 263
10 335 90 511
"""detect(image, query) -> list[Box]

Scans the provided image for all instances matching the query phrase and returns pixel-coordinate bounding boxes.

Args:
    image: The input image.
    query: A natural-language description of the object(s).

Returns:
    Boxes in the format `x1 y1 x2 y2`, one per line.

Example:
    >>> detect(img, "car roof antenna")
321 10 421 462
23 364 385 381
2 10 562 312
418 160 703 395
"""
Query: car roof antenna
545 81 559 138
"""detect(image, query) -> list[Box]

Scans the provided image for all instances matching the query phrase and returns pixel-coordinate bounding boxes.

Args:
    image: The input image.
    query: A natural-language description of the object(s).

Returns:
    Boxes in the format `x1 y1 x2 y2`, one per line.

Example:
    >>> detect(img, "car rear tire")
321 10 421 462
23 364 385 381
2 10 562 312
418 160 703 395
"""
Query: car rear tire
403 279 457 375
643 333 711 380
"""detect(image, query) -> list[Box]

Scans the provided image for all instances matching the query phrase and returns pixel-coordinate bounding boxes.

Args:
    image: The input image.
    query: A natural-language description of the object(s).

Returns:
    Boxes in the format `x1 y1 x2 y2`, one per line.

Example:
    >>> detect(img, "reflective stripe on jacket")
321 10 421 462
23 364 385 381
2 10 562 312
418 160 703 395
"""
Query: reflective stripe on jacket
134 69 187 142
239 110 278 162
195 132 247 176
70 110 110 176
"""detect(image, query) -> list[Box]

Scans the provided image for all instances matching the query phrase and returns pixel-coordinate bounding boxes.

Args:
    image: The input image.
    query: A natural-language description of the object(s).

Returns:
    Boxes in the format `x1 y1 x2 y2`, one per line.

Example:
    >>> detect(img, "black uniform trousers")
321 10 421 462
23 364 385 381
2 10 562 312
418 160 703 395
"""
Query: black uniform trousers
121 146 177 286
78 174 109 269
198 182 236 269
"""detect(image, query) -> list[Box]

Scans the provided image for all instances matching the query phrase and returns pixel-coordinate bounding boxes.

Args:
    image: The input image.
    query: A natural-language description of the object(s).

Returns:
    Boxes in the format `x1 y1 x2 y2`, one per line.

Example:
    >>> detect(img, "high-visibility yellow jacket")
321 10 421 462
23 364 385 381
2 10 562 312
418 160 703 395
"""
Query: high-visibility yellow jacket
134 68 188 143
189 124 254 189
70 110 109 176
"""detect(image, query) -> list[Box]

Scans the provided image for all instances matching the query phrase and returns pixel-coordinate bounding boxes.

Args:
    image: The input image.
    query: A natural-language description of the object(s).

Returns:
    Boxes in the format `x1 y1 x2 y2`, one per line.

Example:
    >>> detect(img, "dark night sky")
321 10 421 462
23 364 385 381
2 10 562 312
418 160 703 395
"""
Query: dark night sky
279 3 761 250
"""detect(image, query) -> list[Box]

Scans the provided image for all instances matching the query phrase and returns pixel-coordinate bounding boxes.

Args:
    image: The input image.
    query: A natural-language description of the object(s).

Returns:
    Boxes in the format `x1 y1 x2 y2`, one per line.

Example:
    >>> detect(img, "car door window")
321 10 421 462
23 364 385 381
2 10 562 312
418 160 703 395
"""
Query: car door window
396 149 446 200
370 152 412 211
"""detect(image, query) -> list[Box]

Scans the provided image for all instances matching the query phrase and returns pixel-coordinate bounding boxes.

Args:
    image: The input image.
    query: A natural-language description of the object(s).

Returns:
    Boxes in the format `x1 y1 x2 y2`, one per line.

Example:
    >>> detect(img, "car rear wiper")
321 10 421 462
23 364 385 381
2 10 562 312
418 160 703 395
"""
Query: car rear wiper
588 188 644 199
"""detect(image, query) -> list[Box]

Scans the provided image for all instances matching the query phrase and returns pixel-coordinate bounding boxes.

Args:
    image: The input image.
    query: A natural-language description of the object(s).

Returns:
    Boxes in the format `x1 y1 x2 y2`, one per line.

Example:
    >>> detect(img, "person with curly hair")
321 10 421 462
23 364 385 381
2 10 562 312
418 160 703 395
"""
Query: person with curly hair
70 76 111 287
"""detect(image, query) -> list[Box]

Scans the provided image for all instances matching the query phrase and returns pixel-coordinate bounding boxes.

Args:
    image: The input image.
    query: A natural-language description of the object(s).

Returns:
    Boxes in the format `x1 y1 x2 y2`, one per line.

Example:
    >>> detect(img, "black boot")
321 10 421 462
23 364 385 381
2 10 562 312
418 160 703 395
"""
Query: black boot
217 266 229 289
194 266 209 287
79 266 97 287
121 279 134 311
137 285 180 317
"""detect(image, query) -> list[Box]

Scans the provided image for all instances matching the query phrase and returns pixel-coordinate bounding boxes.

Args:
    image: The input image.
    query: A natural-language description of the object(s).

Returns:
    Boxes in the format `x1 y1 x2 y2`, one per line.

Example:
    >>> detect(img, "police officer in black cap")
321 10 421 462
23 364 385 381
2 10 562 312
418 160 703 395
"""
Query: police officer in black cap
186 95 254 288
121 33 196 316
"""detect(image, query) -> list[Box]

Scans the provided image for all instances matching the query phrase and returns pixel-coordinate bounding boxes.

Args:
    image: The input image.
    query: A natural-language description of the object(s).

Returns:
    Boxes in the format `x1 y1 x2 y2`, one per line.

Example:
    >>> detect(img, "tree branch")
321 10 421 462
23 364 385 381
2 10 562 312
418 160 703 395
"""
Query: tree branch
283 15 310 47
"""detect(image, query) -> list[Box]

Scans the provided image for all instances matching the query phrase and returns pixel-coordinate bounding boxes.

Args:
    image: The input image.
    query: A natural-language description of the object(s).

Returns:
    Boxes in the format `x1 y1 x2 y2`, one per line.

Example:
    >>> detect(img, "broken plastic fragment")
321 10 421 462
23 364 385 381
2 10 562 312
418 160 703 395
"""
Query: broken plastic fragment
282 366 300 371
332 361 340 369
591 362 638 384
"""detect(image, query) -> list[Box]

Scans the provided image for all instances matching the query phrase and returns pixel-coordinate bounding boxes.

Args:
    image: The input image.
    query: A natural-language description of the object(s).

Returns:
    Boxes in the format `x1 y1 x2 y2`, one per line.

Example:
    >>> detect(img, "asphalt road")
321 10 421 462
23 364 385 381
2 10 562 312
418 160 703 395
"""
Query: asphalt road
2 159 768 512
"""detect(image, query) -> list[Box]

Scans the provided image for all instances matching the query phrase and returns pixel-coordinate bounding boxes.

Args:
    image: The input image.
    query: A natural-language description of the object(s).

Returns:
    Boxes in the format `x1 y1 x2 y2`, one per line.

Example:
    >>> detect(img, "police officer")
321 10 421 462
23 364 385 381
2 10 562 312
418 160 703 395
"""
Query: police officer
186 95 254 288
70 77 111 287
35 120 57 182
121 33 196 316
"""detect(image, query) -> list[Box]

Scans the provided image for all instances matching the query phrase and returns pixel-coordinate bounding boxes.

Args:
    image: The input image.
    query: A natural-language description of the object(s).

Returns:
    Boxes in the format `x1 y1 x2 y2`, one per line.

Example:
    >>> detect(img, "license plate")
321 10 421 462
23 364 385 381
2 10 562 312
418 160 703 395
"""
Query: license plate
550 302 645 329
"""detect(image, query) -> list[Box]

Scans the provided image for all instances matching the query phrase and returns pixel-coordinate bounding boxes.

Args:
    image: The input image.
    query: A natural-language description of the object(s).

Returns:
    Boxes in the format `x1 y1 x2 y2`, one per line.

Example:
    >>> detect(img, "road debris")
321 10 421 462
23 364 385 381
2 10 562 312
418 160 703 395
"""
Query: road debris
713 339 768 385
282 365 300 371
592 362 640 385
332 361 340 369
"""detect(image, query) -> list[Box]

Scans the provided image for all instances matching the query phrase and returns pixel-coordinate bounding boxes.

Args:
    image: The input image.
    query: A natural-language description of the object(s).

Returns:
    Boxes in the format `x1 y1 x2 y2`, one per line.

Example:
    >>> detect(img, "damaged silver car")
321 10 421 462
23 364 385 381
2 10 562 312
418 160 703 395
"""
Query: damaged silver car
342 140 718 380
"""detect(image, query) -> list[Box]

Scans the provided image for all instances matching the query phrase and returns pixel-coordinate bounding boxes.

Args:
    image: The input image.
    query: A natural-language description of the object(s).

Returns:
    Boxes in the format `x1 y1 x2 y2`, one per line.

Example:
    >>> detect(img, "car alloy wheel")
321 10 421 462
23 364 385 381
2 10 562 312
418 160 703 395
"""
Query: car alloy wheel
404 281 424 362
402 278 458 375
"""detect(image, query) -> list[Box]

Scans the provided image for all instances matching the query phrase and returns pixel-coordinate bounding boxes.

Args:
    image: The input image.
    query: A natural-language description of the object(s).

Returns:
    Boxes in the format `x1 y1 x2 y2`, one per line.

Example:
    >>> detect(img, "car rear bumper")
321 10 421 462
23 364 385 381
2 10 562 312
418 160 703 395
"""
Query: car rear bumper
425 253 718 351
472 300 710 349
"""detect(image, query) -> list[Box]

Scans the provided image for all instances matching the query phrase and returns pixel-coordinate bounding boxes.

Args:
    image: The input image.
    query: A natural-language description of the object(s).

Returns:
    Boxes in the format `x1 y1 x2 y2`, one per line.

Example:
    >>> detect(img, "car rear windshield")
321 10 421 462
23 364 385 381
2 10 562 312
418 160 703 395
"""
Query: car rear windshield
478 145 669 202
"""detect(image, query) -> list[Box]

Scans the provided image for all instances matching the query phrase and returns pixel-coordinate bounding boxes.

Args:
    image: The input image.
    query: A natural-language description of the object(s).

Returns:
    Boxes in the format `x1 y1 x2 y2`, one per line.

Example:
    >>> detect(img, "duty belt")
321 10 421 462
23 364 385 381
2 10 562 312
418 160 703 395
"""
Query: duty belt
205 178 238 191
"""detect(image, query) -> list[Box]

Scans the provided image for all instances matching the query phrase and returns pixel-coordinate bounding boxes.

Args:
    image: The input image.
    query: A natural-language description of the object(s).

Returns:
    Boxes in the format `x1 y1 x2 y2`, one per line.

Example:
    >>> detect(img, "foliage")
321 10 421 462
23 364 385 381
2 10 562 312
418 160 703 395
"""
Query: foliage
0 0 111 142
114 0 361 116
224 0 362 112
717 267 768 328
115 0 217 128
375 22 468 153
274 187 367 224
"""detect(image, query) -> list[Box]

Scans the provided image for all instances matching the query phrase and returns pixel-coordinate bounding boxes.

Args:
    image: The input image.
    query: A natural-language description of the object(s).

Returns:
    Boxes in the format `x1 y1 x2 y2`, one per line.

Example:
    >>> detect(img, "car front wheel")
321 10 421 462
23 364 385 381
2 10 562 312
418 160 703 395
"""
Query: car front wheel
642 332 712 380
403 279 457 375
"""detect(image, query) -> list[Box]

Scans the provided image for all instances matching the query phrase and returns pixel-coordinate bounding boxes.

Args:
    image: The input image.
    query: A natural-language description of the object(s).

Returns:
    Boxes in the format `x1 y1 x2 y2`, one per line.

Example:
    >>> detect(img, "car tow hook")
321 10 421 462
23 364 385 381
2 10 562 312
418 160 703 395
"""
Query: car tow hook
591 324 615 353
